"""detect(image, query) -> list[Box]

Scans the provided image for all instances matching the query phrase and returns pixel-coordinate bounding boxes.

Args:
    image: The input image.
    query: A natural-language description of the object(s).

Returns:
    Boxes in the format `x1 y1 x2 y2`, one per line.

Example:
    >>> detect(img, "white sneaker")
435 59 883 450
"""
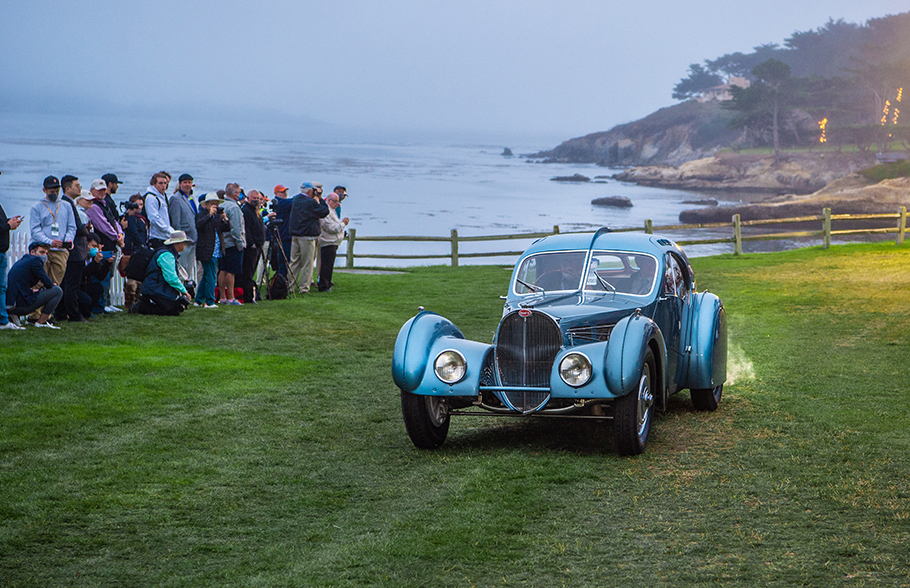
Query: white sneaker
0 322 24 331
104 305 123 313
204 304 218 308
34 321 61 330
9 314 21 327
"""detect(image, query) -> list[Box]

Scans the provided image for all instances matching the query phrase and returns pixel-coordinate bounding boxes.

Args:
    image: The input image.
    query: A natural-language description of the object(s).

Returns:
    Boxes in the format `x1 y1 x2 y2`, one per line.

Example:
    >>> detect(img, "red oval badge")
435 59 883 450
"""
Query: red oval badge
518 309 532 318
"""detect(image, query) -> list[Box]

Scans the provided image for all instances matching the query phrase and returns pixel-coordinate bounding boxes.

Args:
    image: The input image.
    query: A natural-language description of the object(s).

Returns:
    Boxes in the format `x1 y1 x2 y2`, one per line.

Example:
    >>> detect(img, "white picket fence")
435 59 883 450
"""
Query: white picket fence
7 232 125 306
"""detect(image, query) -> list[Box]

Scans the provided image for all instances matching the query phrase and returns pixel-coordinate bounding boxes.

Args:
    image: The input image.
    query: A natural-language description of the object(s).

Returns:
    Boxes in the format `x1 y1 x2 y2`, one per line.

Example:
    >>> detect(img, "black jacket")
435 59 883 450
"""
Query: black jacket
242 202 266 248
0 204 10 253
7 254 54 307
195 209 231 262
61 195 90 262
124 214 149 253
289 194 329 238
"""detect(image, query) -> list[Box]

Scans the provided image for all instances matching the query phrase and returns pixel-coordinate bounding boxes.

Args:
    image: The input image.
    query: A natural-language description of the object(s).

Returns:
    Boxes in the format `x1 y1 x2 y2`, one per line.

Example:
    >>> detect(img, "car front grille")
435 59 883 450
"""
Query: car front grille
495 310 561 411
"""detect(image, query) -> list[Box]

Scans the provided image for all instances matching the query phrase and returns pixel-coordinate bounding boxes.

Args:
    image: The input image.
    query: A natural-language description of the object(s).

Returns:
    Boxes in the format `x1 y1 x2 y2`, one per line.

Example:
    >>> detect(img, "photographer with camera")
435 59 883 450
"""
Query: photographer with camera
117 194 149 308
217 183 246 305
269 185 293 278
130 230 192 316
194 193 230 308
239 190 267 304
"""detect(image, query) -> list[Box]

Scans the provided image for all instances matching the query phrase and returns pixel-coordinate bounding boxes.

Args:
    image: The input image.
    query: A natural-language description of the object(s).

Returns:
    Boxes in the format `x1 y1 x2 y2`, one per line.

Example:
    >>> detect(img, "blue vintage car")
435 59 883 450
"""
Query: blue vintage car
392 229 727 455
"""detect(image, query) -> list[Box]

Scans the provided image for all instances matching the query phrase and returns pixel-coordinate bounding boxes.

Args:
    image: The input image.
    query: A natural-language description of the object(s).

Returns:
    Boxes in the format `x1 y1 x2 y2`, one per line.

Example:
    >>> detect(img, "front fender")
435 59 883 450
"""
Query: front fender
392 311 465 392
684 293 727 390
604 312 667 399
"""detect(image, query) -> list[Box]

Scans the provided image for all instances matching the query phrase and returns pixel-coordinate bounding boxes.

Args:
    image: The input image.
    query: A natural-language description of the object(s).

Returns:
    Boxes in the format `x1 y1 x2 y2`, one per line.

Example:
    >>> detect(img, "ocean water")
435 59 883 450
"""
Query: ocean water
0 114 768 264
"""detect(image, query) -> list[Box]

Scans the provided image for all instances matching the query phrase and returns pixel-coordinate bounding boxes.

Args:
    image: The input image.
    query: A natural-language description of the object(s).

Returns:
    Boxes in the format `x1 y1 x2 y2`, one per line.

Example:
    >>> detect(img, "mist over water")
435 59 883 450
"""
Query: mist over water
1 113 785 264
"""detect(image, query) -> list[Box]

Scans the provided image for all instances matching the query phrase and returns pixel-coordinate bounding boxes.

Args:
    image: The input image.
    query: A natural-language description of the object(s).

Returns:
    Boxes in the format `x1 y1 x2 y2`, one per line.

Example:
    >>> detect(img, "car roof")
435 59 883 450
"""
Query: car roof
520 231 680 258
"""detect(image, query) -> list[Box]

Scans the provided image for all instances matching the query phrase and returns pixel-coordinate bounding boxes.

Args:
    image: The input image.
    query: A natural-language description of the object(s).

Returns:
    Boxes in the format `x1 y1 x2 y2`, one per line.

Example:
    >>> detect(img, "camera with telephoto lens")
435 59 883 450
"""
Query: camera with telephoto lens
183 280 196 300
120 201 141 212
216 206 225 214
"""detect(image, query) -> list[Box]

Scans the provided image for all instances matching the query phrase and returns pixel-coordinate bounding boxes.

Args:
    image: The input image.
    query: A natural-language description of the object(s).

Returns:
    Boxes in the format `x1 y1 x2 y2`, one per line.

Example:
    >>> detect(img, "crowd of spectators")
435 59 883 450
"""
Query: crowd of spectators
0 171 350 330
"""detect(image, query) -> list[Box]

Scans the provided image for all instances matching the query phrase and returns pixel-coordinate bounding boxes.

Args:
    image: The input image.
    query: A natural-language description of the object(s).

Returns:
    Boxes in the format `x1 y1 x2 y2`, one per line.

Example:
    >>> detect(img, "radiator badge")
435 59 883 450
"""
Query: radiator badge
518 309 532 318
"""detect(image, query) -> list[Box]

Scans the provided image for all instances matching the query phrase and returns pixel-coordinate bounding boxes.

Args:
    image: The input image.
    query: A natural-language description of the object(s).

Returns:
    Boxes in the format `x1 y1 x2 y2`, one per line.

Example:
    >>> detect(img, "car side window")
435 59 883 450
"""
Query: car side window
663 254 689 300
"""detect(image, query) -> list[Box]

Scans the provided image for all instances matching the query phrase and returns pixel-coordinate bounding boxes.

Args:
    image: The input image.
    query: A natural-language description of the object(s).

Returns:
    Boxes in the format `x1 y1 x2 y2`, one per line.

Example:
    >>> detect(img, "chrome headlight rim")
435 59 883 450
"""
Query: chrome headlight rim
559 352 593 387
434 349 467 384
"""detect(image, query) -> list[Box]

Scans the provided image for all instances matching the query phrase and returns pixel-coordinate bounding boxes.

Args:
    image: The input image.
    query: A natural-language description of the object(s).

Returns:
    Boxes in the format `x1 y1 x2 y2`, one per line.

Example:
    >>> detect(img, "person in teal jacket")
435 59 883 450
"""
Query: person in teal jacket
131 231 191 315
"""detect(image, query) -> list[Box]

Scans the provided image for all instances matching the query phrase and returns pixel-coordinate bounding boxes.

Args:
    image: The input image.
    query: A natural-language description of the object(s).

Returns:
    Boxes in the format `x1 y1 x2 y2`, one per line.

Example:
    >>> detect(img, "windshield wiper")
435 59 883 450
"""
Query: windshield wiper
594 273 616 292
516 278 543 293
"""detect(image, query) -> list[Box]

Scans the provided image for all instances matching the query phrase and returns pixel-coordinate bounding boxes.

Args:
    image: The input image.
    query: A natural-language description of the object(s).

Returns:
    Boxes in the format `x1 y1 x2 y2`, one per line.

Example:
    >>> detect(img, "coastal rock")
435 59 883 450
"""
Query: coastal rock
502 147 513 156
529 101 741 166
551 173 591 182
681 198 718 206
615 152 876 194
678 174 910 223
591 196 633 208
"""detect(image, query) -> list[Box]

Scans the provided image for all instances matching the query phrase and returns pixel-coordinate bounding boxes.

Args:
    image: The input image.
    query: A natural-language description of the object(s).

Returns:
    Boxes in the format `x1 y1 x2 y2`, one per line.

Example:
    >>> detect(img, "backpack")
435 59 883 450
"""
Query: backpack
125 245 155 281
266 273 288 300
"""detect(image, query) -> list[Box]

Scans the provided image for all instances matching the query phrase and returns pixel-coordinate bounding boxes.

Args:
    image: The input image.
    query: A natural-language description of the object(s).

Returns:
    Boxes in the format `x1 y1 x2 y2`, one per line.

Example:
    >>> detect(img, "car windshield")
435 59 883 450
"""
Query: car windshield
514 250 657 296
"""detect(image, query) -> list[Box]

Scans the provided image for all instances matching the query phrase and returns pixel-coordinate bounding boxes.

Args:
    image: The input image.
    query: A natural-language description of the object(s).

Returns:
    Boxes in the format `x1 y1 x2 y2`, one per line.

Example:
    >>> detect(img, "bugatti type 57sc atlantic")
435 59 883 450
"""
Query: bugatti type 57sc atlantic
392 229 727 455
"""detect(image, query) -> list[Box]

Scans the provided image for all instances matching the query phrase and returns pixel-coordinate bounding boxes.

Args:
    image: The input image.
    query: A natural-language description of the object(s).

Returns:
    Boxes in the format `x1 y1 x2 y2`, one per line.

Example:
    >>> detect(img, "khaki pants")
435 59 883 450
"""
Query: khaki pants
289 237 317 293
178 243 197 282
45 249 69 285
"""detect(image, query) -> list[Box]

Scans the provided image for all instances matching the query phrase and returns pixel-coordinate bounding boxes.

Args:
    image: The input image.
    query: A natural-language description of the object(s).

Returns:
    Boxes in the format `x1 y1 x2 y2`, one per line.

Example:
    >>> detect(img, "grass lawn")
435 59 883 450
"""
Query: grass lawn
2 243 909 587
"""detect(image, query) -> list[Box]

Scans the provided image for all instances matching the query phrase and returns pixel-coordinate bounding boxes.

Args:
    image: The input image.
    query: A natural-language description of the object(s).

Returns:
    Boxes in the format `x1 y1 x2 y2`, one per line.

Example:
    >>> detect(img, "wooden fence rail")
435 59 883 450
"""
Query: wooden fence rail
343 206 909 267
6 207 907 296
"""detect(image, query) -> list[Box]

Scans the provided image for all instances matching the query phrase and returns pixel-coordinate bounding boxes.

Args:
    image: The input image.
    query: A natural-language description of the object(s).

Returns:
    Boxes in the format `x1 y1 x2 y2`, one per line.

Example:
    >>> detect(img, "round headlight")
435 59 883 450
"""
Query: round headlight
559 353 593 387
434 350 467 384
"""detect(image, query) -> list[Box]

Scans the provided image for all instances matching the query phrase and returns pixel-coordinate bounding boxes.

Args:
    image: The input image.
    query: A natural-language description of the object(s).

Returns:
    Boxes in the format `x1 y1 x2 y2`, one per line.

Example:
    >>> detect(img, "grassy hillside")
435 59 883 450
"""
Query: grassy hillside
1 244 909 586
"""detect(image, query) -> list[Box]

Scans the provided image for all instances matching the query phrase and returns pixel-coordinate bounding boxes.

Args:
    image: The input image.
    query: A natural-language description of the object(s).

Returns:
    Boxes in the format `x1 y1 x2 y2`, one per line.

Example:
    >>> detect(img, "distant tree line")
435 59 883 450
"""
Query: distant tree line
673 12 910 156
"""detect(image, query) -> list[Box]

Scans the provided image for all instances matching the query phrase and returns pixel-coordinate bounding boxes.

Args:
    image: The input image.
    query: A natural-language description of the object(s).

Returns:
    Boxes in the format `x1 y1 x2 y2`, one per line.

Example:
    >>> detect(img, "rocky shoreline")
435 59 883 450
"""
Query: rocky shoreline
604 151 910 224
676 174 910 224
612 152 876 195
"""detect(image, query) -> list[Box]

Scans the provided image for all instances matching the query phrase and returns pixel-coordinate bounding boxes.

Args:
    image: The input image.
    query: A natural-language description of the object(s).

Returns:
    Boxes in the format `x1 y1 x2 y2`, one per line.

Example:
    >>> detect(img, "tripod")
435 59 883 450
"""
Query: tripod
259 221 300 299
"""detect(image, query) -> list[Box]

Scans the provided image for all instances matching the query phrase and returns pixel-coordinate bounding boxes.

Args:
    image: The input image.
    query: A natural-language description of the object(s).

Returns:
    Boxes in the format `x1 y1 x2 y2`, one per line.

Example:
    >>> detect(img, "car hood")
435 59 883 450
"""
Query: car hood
508 292 656 327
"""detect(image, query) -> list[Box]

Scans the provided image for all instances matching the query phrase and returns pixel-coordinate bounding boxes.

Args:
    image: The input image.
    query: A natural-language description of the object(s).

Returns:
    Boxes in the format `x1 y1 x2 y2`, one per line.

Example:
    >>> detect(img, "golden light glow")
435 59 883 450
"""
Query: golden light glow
893 88 902 125
882 99 891 126
818 118 828 143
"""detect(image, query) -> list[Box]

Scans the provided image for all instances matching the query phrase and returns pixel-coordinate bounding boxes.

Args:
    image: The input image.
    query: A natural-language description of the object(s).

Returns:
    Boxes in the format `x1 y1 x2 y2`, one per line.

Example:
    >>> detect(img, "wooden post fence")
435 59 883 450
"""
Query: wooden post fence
899 206 907 246
733 214 742 256
346 228 357 269
336 207 908 268
451 229 459 267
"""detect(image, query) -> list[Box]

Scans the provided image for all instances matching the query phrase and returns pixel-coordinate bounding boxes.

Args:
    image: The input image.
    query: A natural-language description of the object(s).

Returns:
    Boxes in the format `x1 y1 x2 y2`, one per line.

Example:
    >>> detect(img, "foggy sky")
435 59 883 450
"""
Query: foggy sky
2 0 908 140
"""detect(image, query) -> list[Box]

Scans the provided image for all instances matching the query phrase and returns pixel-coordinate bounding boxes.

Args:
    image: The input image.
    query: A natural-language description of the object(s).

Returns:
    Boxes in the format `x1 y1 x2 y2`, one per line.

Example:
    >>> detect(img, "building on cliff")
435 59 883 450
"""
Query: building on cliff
695 76 751 103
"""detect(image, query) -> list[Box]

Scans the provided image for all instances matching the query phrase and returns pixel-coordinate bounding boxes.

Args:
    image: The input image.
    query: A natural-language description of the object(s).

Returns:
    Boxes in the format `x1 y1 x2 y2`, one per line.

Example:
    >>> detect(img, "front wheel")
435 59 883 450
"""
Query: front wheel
613 350 655 456
401 391 450 449
690 385 723 412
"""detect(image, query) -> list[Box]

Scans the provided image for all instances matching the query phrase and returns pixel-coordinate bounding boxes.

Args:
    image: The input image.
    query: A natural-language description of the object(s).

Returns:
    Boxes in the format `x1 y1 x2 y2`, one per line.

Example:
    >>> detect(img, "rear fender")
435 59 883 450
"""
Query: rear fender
392 312 464 392
684 293 727 390
605 313 667 401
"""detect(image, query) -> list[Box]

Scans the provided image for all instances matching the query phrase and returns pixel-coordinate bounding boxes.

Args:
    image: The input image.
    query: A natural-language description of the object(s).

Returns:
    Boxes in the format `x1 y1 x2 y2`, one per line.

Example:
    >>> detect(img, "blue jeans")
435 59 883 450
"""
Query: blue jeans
196 258 218 305
0 251 8 325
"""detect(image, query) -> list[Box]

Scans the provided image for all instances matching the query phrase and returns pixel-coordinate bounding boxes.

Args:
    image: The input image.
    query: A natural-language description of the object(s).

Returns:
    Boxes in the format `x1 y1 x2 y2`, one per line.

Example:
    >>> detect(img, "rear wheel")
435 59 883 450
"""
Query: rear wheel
401 391 450 449
613 350 655 456
690 385 723 411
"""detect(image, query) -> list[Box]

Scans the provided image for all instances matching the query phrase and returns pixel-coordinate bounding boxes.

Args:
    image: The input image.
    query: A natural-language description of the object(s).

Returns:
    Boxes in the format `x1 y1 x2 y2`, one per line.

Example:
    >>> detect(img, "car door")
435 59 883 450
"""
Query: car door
654 253 690 394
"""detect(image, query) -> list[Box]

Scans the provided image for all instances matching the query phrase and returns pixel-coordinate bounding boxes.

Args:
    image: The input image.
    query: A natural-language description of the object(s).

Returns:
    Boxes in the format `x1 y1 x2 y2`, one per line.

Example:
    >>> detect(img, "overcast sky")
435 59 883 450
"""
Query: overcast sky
2 1 908 140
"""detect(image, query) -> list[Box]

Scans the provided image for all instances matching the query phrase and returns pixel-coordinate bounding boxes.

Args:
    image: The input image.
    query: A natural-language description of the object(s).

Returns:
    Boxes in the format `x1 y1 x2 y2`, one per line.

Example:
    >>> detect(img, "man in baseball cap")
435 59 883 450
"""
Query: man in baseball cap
270 185 293 278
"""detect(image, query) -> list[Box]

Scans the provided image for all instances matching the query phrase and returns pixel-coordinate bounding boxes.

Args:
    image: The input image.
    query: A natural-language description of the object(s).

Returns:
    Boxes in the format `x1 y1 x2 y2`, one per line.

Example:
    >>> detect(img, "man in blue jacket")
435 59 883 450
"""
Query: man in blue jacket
5 241 63 329
288 182 329 294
